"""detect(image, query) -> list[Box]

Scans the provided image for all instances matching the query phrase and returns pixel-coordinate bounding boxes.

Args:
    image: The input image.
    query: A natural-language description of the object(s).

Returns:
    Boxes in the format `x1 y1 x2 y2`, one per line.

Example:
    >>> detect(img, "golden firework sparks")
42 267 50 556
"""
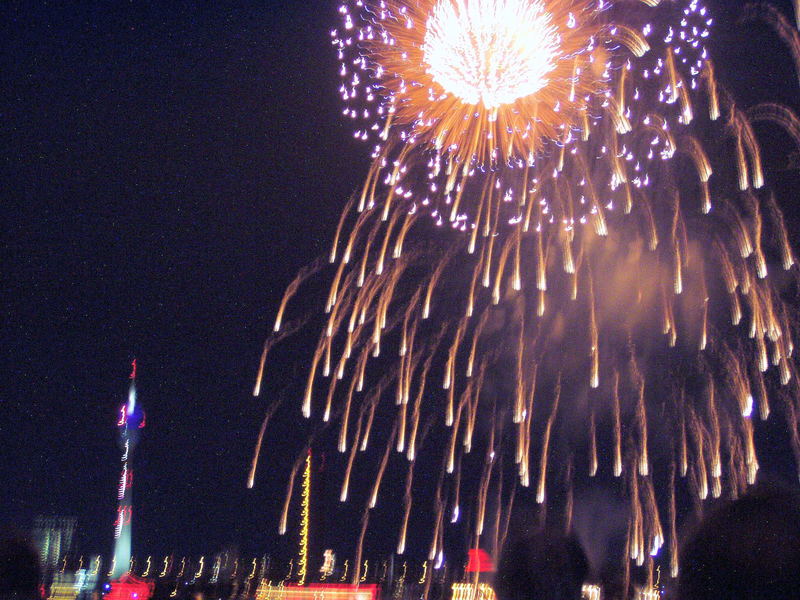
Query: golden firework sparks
250 0 800 585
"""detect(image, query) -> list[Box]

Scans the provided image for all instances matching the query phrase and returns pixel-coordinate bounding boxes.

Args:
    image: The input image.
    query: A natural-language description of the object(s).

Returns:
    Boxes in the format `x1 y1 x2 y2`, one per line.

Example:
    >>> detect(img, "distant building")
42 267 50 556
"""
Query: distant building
32 516 77 578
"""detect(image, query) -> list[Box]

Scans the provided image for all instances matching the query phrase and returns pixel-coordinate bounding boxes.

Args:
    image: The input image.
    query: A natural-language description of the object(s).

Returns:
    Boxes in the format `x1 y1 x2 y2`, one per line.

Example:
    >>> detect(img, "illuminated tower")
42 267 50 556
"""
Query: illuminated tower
297 450 311 585
112 360 145 579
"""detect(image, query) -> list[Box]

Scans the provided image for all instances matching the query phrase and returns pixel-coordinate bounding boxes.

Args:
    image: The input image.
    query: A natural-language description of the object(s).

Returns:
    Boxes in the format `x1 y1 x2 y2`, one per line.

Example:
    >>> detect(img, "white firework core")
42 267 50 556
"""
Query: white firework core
423 0 562 109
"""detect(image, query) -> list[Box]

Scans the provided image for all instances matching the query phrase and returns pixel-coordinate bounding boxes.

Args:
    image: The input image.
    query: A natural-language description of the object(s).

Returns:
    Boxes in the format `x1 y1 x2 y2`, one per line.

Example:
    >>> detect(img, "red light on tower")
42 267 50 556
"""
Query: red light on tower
465 549 494 573
105 575 153 600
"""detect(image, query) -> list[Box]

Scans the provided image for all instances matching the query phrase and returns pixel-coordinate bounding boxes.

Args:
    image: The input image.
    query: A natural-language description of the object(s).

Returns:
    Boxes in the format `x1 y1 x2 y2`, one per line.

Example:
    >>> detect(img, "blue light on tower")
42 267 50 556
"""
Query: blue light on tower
112 360 145 579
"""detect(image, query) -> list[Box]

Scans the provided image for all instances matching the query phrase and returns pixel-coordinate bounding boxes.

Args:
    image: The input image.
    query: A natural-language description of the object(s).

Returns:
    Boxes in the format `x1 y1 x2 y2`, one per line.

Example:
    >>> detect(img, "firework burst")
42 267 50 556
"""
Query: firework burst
355 0 612 164
251 0 800 590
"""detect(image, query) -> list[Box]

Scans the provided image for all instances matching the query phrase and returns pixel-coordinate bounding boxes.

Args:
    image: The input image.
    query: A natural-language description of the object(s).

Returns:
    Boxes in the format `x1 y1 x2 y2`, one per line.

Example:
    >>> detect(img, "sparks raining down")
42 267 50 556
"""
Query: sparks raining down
251 0 800 584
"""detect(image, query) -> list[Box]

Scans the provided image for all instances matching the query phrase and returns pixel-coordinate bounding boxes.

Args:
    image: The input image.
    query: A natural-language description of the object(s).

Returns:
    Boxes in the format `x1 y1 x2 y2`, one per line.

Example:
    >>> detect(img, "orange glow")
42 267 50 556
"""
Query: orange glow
451 583 496 600
256 584 379 600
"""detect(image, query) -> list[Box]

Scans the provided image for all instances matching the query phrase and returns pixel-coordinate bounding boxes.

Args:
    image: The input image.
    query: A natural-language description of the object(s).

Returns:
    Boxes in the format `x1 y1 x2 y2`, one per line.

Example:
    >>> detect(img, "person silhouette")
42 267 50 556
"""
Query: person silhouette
495 528 589 600
0 532 42 600
678 484 800 600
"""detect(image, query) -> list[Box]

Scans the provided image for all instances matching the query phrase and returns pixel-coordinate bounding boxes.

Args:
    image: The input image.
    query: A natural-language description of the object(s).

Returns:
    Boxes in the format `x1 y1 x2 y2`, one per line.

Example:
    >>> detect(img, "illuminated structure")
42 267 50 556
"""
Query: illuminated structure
464 549 494 575
255 583 379 600
112 360 145 579
47 580 79 600
105 575 154 600
297 451 311 586
581 585 602 600
451 583 496 600
320 550 335 579
634 587 661 600
33 516 76 579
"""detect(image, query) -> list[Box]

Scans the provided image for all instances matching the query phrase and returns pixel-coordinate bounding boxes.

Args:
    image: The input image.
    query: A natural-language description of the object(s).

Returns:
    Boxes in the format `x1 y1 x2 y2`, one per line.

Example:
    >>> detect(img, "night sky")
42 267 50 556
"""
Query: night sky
2 0 799 563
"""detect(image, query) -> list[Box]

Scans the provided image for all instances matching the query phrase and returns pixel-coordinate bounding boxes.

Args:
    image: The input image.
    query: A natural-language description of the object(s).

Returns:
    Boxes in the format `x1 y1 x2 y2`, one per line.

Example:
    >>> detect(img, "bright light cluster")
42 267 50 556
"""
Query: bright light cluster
451 583 497 600
297 452 311 586
423 0 561 108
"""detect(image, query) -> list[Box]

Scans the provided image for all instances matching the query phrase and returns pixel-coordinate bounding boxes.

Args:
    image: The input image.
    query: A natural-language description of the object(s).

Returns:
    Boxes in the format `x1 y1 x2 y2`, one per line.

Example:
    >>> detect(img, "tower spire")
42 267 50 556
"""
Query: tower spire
112 359 145 579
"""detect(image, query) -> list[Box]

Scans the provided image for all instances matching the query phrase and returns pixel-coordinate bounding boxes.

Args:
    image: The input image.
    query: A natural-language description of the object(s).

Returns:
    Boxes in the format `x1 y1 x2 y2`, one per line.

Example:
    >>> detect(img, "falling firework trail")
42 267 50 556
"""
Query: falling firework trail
250 0 800 579
669 462 679 578
743 3 800 89
254 311 316 397
398 418 435 555
340 400 365 502
247 390 287 489
537 374 561 505
491 458 504 559
353 417 399 584
564 456 574 534
498 478 517 554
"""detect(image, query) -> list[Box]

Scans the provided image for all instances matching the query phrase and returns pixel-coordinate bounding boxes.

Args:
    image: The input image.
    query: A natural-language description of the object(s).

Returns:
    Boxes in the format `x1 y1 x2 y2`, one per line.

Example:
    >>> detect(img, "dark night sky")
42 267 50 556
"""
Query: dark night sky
2 0 799 562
